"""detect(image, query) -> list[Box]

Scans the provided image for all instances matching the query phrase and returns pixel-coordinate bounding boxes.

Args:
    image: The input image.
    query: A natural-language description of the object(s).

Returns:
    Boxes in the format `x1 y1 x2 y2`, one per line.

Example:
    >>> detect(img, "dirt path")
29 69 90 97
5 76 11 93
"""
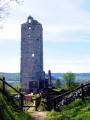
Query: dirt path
27 102 47 120
29 111 47 120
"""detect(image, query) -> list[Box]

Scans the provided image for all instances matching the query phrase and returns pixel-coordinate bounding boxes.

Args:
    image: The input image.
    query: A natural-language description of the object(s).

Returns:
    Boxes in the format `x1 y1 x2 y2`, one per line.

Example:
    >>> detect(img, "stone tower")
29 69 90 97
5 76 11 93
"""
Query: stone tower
20 16 43 92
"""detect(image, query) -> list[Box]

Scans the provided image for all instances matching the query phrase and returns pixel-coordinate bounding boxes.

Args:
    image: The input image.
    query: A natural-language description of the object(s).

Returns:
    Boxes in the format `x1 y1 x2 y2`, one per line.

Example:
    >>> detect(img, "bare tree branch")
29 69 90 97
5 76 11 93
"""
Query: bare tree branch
0 0 23 29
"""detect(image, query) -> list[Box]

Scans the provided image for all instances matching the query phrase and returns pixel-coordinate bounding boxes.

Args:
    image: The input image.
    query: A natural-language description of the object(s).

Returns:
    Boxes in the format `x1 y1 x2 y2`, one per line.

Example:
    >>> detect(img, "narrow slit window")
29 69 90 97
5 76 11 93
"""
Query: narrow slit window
29 19 31 23
32 54 34 57
28 34 30 38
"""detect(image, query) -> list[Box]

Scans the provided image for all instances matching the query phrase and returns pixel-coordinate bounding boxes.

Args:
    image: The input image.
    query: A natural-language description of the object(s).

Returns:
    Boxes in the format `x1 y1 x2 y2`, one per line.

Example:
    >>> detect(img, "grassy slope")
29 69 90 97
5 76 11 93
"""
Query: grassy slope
0 88 31 120
47 95 90 120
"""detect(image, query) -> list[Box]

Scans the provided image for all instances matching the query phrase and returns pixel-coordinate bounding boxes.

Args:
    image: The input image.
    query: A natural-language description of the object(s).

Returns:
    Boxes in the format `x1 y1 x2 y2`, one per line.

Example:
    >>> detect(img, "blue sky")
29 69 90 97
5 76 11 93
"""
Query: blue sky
0 0 90 73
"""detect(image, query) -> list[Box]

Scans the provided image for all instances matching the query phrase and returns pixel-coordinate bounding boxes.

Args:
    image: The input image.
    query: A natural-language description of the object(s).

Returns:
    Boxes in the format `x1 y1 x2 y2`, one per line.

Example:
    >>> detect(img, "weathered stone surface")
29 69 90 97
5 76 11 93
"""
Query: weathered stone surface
20 16 44 92
57 85 90 107
43 85 90 110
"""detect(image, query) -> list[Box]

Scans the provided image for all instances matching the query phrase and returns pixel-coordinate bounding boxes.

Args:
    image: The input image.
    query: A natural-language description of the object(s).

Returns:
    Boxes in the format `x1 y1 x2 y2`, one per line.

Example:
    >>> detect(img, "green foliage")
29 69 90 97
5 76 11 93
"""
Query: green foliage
71 81 80 89
62 72 76 90
64 81 80 90
23 101 33 111
6 83 20 94
47 95 90 120
13 83 20 91
55 78 61 89
0 89 31 120
0 72 90 86
52 88 61 92
37 101 47 111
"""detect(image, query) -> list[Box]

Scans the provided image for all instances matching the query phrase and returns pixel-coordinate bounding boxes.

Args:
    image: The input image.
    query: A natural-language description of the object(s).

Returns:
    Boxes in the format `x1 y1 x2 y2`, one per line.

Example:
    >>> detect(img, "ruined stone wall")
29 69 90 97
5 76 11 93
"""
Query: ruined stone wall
20 16 43 91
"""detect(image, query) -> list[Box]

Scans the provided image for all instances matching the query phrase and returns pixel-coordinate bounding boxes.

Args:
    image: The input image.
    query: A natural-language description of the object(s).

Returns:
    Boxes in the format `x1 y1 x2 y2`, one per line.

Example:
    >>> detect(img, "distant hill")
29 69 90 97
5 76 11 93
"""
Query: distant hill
0 72 20 81
0 72 90 85
51 73 90 84
51 73 90 78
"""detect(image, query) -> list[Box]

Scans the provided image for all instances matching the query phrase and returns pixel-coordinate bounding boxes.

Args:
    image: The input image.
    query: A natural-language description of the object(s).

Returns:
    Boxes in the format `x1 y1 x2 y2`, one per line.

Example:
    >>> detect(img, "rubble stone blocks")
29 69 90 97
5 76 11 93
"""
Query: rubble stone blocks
20 16 44 92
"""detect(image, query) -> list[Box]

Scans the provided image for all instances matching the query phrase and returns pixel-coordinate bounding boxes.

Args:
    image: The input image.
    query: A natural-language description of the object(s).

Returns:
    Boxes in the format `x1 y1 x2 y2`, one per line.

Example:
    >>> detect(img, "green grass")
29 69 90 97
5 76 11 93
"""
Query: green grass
47 95 90 120
23 95 40 110
52 88 61 92
0 88 31 120
23 100 33 111
24 101 32 106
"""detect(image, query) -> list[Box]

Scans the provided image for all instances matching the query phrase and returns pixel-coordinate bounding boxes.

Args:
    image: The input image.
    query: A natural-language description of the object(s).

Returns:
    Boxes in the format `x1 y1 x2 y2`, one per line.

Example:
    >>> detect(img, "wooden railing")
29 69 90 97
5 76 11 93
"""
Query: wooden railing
0 77 41 111
35 96 41 110
23 96 41 111
47 83 90 110
0 77 24 110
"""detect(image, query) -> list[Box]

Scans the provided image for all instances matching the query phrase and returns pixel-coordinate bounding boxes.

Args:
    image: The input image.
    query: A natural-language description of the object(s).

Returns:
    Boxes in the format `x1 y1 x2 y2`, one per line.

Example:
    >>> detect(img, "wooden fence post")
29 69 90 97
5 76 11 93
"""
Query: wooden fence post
3 77 5 93
20 94 24 110
53 99 56 110
35 96 37 111
81 84 84 100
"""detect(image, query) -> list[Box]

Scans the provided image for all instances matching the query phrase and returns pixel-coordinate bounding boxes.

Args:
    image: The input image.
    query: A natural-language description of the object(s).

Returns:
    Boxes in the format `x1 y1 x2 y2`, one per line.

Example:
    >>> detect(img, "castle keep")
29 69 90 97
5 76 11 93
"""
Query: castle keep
20 16 44 92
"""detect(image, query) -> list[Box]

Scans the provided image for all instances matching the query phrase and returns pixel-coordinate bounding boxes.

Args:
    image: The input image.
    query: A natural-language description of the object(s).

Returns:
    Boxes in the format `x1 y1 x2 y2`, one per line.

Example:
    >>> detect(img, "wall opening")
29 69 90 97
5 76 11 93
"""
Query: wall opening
28 19 31 23
32 54 35 57
28 34 30 38
29 26 31 29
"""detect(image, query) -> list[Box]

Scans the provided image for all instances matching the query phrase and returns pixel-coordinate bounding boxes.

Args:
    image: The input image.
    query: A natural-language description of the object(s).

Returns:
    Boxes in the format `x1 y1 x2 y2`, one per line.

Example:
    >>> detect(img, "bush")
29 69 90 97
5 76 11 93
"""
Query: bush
0 88 31 120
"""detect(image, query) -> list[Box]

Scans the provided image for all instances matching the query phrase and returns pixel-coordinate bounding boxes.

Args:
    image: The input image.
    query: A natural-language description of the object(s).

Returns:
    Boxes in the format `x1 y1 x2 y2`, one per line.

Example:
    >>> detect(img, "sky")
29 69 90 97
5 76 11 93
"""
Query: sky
0 0 90 73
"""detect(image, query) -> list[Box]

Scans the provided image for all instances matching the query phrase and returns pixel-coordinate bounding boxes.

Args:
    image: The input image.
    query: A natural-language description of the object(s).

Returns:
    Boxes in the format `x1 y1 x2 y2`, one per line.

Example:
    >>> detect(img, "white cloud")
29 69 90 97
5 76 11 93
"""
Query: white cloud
0 0 90 73
1 0 90 43
0 58 20 73
0 22 20 41
44 62 90 73
45 56 90 65
43 25 84 32
44 55 90 73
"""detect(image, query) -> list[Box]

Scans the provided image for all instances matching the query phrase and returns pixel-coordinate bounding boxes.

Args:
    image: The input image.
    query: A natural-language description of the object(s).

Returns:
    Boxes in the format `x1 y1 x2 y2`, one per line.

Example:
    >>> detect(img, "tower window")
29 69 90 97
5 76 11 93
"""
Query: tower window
32 54 34 57
29 19 31 23
29 26 31 29
28 34 30 38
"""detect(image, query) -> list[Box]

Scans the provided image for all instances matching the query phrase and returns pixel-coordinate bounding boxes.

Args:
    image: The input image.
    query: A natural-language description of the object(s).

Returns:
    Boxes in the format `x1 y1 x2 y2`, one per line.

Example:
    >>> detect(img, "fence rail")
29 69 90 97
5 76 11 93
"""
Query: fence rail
0 77 24 110
46 83 90 110
53 83 90 100
44 83 90 110
0 77 41 111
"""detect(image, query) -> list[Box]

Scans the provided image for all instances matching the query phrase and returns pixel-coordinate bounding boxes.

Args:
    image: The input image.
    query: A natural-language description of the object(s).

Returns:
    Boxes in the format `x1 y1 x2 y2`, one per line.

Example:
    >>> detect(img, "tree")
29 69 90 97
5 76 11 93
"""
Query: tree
71 81 80 89
13 83 20 91
0 0 22 28
62 72 75 90
55 78 61 89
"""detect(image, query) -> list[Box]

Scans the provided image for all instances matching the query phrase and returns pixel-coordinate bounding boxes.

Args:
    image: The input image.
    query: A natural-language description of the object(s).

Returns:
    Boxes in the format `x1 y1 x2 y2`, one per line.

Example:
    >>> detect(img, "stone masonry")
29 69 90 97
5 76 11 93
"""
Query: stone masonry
20 16 44 92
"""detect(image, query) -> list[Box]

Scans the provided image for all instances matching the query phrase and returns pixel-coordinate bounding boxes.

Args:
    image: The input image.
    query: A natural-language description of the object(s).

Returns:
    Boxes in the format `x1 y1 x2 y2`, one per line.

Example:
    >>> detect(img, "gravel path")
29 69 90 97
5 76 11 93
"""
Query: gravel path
29 111 47 120
27 102 47 120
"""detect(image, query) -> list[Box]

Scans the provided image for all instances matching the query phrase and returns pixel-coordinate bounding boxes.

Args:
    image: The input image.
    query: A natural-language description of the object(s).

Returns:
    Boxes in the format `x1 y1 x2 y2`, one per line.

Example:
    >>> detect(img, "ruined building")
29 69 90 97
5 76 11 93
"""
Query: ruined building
20 16 44 92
